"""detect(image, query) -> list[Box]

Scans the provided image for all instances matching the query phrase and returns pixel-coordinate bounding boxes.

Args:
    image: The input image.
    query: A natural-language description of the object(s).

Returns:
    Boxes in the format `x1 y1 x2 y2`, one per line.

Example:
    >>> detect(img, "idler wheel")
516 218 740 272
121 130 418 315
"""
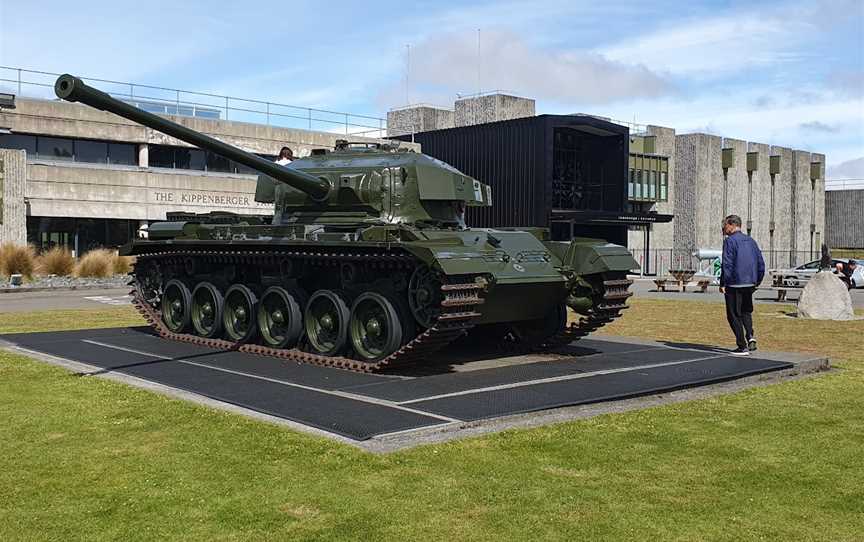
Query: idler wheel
222 284 258 342
304 290 350 356
191 282 224 338
161 279 192 333
349 292 403 361
257 286 303 348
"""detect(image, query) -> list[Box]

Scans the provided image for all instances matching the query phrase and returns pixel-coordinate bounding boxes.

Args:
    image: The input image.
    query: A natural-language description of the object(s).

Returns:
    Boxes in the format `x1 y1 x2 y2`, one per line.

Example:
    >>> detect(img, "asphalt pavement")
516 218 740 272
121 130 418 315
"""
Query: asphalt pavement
0 280 862 313
627 277 864 309
0 288 132 313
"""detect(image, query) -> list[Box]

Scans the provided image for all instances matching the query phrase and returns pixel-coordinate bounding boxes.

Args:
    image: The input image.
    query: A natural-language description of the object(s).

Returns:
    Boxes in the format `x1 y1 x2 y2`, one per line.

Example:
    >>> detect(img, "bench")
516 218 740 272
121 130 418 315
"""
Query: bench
653 278 712 293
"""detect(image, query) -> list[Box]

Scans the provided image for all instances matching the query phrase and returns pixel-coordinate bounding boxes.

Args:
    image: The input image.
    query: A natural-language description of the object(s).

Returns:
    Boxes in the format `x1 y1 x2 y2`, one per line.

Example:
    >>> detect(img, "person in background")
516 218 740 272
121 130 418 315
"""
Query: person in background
835 259 858 289
719 214 766 356
275 146 294 166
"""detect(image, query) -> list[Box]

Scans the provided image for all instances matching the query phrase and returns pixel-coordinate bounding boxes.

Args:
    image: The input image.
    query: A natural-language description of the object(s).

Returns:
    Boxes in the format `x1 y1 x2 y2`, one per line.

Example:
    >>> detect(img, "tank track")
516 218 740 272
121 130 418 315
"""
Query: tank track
130 249 484 373
539 276 634 349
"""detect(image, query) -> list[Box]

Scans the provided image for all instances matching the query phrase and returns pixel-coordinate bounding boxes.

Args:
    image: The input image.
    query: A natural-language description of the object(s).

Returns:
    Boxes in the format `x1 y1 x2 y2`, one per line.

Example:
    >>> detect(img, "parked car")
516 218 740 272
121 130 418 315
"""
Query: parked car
772 259 864 288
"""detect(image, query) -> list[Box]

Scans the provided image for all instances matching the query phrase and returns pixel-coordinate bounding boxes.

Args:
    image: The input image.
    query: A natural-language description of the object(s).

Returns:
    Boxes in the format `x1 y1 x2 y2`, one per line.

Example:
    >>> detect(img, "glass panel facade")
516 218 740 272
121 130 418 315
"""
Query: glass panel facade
39 137 74 160
108 143 137 165
628 153 669 202
0 133 37 154
75 140 108 164
0 134 138 166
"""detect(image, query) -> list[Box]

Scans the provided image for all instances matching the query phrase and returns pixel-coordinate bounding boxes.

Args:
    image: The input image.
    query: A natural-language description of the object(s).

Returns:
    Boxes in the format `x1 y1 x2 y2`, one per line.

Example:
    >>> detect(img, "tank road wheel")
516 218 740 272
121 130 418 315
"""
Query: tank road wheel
191 282 223 338
349 292 403 361
161 279 192 333
408 266 443 328
257 286 303 348
223 284 258 343
304 290 350 356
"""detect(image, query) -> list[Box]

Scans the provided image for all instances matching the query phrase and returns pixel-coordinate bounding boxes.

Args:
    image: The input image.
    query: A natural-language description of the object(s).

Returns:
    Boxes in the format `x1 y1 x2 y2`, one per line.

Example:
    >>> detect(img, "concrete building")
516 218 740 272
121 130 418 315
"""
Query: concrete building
626 125 825 274
387 92 535 137
826 189 864 249
0 97 412 254
391 98 826 274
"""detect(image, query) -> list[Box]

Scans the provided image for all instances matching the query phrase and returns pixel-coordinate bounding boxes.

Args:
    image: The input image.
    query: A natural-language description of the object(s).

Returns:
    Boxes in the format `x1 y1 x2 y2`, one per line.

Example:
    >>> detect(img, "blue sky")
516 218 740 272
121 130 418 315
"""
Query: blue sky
1 0 862 179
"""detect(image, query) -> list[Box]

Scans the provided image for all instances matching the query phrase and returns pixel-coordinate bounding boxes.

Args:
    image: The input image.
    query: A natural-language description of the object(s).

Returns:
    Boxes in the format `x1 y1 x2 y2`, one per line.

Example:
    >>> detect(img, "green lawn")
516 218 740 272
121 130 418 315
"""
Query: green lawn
1 300 862 541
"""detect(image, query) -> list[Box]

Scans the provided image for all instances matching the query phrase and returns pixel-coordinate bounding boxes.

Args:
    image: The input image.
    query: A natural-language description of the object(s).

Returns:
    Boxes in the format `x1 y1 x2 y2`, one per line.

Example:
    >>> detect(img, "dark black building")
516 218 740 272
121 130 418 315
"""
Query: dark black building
397 114 671 245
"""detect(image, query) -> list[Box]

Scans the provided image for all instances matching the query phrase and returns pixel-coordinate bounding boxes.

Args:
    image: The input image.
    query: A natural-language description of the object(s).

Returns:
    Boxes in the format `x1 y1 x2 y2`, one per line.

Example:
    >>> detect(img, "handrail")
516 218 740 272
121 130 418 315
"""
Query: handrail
0 65 388 137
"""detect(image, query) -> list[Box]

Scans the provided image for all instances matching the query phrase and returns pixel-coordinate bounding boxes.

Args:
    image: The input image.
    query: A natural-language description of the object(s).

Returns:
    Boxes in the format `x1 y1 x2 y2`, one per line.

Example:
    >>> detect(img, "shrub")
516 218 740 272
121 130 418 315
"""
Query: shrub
36 246 75 276
0 243 36 278
112 254 134 275
75 249 114 278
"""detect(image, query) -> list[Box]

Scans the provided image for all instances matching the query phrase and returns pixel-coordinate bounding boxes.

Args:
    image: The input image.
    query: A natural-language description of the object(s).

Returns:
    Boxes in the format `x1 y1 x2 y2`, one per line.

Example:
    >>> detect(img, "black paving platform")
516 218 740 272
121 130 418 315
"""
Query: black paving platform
1 327 796 442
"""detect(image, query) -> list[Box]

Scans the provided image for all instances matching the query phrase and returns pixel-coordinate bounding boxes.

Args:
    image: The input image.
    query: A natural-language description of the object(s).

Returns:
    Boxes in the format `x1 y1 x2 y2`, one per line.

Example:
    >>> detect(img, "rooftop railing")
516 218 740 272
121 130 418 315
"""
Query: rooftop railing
0 66 388 138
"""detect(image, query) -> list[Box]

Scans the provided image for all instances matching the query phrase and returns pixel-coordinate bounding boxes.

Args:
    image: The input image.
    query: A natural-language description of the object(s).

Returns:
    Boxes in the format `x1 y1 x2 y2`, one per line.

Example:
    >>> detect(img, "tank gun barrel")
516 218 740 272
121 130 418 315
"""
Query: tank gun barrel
54 74 330 200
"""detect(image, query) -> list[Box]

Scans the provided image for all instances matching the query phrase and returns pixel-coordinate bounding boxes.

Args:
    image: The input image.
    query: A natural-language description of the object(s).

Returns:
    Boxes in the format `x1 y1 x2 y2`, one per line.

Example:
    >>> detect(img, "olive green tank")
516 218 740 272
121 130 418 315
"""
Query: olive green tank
55 74 638 372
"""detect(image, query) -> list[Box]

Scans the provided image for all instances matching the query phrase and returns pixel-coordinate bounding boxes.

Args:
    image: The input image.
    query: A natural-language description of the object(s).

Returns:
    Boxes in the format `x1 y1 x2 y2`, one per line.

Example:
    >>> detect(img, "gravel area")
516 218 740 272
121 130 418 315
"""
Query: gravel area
0 275 131 291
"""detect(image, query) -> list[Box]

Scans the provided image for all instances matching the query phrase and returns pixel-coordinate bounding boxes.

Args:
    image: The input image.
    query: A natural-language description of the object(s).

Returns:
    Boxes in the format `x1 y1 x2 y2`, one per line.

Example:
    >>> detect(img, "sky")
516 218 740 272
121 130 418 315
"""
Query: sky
1 0 862 181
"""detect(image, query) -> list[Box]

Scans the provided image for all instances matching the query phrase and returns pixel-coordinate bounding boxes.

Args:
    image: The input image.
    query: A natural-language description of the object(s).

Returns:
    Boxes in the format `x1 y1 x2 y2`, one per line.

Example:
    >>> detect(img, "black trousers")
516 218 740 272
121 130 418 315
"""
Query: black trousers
724 287 754 349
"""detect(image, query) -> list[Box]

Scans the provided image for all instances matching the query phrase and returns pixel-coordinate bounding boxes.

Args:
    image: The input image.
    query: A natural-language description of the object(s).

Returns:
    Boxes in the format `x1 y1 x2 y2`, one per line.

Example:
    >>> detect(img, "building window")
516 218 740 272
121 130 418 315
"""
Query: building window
628 153 668 203
108 143 137 165
0 134 137 166
38 136 74 161
0 133 37 154
148 143 274 174
75 140 109 164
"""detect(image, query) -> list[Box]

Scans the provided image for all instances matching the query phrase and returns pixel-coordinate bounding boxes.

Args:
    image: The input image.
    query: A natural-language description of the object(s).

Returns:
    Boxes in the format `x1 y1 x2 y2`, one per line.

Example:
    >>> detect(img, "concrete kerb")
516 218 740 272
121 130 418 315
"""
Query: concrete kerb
0 336 830 454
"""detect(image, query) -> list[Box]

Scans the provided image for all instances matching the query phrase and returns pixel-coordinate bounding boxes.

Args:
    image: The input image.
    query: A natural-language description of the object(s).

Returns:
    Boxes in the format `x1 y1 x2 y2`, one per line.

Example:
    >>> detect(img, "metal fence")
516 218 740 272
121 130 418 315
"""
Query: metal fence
630 249 823 277
0 66 388 137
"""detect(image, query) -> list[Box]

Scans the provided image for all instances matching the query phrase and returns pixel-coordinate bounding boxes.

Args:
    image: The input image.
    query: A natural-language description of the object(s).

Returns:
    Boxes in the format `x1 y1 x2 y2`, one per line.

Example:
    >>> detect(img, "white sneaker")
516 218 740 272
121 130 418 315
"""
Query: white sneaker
729 348 750 356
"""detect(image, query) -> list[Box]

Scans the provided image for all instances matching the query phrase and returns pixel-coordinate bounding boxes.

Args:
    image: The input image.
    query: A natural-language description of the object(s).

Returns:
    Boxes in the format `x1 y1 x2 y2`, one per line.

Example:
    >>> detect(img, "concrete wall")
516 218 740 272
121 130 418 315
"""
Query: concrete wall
673 133 725 253
746 142 771 252
826 189 864 248
454 94 535 127
387 106 454 137
1 98 414 156
0 149 27 245
768 146 793 268
25 161 271 221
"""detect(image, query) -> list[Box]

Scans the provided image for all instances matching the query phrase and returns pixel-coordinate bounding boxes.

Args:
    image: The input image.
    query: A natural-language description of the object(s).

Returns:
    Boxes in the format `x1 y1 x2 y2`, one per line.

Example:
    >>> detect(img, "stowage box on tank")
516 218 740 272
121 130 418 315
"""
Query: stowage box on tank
55 74 638 372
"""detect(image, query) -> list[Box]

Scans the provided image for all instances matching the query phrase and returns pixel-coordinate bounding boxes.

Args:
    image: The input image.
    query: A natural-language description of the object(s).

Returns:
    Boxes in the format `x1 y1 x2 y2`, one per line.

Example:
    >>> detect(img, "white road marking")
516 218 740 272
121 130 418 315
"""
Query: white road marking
80 339 461 423
396 354 729 405
84 295 131 306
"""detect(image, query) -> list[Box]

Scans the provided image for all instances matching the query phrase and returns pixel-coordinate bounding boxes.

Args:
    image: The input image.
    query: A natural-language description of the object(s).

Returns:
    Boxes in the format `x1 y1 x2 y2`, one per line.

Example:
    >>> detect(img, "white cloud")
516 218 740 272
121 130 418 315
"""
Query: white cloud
827 157 864 180
599 13 807 76
380 29 672 109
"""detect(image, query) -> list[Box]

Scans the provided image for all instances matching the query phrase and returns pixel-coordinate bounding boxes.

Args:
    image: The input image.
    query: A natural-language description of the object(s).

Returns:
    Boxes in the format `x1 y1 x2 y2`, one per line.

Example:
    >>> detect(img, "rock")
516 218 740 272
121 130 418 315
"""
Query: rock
797 271 855 320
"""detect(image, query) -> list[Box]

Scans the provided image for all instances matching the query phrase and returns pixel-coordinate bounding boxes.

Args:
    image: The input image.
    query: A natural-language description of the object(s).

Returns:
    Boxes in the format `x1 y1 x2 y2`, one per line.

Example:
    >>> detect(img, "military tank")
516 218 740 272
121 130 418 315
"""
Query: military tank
55 74 638 372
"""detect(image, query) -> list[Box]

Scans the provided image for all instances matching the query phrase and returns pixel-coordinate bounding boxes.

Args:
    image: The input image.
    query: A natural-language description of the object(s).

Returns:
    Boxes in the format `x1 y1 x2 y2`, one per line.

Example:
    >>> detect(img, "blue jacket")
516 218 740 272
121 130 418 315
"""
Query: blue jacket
720 231 765 287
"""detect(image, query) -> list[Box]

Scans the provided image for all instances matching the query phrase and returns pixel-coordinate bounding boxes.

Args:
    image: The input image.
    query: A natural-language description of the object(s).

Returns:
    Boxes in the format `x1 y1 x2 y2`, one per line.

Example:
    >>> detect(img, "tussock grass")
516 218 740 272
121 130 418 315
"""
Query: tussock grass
0 242 36 278
74 249 115 278
113 254 134 275
35 246 75 276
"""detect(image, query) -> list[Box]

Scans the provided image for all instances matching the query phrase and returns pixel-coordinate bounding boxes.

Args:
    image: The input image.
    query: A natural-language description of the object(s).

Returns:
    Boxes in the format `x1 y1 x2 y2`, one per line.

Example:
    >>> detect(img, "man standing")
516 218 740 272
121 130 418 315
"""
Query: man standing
719 215 765 356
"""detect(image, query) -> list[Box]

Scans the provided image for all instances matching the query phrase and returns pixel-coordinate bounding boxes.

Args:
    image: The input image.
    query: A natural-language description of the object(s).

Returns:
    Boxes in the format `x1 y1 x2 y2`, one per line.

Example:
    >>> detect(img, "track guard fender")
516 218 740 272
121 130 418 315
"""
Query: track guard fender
544 238 640 275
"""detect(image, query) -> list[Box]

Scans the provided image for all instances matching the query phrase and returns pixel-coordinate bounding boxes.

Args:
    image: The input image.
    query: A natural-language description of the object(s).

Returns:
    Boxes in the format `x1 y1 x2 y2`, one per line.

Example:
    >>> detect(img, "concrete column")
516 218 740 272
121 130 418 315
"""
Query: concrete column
138 144 149 168
0 149 27 246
